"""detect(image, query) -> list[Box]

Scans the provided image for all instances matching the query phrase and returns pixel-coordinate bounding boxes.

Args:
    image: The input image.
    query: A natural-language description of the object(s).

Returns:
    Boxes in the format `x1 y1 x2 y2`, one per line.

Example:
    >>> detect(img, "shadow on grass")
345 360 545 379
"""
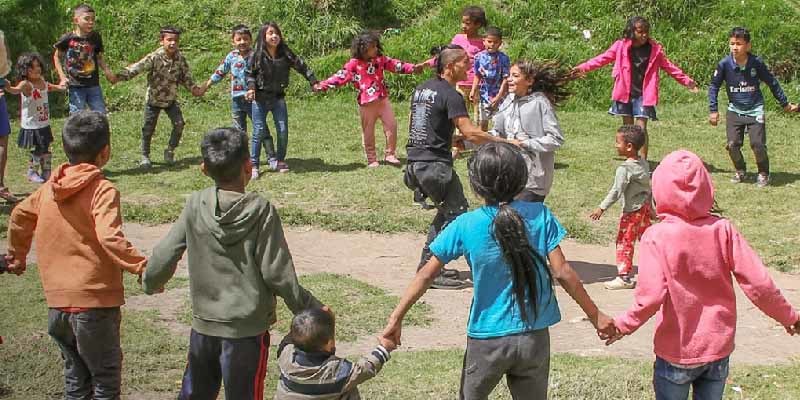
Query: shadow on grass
767 171 800 187
105 156 203 178
555 161 569 170
287 157 365 173
570 261 629 284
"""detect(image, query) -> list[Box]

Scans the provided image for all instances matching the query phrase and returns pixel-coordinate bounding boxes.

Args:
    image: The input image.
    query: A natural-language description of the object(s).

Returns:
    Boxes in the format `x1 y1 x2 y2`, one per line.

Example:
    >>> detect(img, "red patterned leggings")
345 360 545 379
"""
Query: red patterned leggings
615 203 652 276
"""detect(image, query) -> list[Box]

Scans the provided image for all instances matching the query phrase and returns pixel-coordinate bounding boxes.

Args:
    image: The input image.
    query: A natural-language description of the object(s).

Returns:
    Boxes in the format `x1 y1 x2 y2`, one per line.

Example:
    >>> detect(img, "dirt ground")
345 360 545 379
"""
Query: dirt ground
116 223 800 366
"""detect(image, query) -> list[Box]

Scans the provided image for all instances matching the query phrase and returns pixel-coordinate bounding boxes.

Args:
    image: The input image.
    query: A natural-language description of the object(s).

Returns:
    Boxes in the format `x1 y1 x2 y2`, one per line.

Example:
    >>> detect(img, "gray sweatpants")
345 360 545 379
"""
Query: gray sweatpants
460 329 550 400
48 307 123 400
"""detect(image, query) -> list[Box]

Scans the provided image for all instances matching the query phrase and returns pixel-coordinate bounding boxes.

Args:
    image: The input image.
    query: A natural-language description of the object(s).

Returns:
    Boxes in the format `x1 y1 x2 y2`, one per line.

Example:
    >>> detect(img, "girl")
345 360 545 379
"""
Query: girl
605 150 800 399
8 53 64 183
315 31 421 167
245 22 318 176
383 142 616 399
0 30 18 201
490 60 569 203
449 6 487 116
573 16 698 159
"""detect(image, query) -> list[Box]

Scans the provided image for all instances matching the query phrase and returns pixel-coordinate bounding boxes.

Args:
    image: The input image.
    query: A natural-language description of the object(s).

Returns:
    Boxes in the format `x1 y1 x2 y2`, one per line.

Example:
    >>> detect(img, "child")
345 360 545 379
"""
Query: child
589 125 651 290
573 16 698 160
604 150 800 399
142 127 325 399
315 31 421 167
275 308 395 399
708 27 797 188
5 111 148 398
116 26 203 168
200 24 253 136
246 22 318 175
385 142 616 399
489 60 568 203
7 53 65 183
53 4 116 114
0 30 18 201
469 26 510 131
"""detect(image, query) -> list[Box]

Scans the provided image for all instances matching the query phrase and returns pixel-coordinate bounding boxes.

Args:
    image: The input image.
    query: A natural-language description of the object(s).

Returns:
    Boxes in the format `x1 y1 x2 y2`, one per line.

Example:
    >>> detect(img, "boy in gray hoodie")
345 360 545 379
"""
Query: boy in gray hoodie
143 127 324 400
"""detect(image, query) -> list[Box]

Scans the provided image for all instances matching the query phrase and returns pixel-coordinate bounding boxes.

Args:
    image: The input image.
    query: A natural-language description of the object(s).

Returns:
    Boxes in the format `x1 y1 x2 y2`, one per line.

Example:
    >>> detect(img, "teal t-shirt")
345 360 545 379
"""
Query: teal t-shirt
430 201 566 339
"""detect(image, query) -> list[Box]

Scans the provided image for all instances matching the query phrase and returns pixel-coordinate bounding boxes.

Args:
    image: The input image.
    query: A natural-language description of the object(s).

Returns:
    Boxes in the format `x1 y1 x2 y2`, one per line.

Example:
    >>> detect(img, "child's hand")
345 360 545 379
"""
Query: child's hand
783 104 797 113
312 82 324 93
5 254 26 275
21 81 33 97
594 311 616 337
708 112 720 127
687 83 700 94
786 317 800 336
245 89 256 102
589 208 604 220
191 85 205 97
413 63 427 73
378 335 397 352
569 67 585 80
468 90 477 104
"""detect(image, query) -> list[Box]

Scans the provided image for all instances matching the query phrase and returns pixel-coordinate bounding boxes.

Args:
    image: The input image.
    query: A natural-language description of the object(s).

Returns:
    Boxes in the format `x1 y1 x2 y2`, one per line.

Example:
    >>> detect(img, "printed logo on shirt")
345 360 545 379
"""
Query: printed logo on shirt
66 39 97 79
409 88 438 145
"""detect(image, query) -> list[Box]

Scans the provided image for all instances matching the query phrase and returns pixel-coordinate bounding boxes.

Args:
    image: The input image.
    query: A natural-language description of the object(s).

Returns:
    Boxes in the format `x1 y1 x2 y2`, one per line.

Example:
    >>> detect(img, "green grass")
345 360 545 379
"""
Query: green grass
2 95 798 271
4 267 798 399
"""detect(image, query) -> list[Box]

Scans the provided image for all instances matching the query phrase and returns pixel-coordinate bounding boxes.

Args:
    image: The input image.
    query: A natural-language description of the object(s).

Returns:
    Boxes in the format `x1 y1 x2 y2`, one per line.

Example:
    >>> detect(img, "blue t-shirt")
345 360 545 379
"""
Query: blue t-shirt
473 50 511 104
430 201 565 339
210 50 251 98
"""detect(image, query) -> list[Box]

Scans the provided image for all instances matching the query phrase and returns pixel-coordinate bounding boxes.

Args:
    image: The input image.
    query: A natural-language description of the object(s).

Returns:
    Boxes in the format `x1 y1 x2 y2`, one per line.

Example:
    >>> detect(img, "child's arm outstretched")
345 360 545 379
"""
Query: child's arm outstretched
339 337 394 393
202 54 234 96
314 60 355 92
727 224 799 333
142 206 189 294
572 40 622 76
288 51 318 88
379 55 416 75
97 52 118 84
548 246 616 336
52 49 68 87
656 53 698 93
612 238 667 340
115 52 155 82
590 166 627 220
93 184 148 277
6 187 46 275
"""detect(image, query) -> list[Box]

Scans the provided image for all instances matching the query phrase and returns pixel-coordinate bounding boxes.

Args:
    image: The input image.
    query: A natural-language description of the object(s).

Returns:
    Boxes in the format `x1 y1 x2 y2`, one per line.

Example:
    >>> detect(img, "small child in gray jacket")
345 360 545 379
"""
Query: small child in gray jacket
275 308 396 400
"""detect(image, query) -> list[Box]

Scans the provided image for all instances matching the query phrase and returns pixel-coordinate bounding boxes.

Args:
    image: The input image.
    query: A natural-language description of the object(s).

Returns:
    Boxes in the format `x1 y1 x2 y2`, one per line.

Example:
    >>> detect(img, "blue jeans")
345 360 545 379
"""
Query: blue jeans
68 86 107 115
653 356 729 400
251 96 288 167
231 96 252 134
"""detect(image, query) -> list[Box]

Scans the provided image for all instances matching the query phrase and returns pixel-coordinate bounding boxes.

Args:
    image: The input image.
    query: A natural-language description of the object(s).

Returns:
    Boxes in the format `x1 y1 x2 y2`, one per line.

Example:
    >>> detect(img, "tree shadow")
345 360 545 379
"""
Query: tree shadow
286 157 365 173
569 261 634 284
104 156 203 178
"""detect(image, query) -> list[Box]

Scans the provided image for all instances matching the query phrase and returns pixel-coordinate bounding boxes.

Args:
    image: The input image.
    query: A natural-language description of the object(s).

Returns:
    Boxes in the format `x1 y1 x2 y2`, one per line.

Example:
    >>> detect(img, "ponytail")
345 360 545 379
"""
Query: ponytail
430 44 464 76
468 143 553 322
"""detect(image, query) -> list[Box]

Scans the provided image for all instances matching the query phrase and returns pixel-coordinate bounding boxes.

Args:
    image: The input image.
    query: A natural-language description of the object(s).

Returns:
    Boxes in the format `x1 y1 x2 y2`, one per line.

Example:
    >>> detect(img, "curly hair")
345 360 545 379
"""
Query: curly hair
15 52 46 81
622 16 650 40
350 31 382 60
513 59 572 106
617 125 646 151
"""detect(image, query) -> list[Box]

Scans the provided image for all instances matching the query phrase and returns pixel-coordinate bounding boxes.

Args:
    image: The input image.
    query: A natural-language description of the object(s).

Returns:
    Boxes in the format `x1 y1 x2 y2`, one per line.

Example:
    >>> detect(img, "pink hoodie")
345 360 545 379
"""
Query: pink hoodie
576 39 695 106
614 150 798 364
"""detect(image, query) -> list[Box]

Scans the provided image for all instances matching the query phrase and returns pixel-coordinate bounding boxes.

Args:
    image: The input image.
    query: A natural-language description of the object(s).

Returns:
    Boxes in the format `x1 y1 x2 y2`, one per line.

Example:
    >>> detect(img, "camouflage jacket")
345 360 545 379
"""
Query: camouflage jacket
118 47 195 107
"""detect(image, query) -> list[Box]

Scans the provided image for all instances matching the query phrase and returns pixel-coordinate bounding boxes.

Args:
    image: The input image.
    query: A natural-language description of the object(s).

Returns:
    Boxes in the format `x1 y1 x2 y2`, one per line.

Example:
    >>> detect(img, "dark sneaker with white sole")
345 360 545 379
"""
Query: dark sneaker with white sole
430 276 472 290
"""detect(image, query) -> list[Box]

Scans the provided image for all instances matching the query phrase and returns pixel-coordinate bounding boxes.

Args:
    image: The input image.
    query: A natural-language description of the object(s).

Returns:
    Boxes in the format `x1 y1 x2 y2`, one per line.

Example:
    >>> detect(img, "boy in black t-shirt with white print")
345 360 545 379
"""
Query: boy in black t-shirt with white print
53 4 117 115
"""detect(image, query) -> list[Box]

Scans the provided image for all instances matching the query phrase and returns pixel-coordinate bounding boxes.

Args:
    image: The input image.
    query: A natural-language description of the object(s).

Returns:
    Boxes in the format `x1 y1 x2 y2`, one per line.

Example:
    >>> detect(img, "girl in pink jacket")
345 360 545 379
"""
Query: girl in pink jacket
605 150 799 400
573 16 698 160
315 31 422 167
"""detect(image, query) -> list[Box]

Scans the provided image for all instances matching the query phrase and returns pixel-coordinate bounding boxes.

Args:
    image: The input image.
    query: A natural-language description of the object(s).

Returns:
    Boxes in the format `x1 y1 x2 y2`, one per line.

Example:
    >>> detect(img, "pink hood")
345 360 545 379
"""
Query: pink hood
652 150 714 221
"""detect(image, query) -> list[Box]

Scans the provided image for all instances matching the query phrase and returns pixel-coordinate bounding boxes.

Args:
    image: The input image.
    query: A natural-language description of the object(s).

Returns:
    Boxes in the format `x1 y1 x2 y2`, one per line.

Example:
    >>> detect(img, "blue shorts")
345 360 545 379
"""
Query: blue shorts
0 96 11 137
608 96 658 120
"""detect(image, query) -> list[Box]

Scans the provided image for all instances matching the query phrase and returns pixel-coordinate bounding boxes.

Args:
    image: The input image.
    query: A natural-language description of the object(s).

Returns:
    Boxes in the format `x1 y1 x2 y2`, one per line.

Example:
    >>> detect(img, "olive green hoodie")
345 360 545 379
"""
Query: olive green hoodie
143 187 321 338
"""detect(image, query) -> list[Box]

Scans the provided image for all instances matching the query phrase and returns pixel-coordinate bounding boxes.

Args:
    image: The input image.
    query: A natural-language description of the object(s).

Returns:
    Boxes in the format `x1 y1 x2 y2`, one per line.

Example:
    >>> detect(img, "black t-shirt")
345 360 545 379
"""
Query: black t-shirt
53 31 104 88
406 78 468 164
629 42 651 99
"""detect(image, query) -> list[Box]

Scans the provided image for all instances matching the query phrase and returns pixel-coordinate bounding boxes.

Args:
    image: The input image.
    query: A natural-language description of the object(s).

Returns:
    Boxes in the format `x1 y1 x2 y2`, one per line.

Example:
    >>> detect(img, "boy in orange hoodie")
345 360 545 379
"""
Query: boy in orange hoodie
6 111 147 399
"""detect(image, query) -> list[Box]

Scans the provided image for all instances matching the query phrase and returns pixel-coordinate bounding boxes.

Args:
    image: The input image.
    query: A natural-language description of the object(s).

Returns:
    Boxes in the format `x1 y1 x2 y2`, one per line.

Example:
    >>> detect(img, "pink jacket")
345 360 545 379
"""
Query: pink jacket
614 150 798 364
319 55 414 106
576 39 695 106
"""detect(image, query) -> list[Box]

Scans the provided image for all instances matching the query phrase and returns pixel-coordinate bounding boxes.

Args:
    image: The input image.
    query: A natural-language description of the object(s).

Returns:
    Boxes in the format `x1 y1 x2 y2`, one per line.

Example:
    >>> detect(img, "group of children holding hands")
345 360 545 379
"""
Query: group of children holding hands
1 3 799 400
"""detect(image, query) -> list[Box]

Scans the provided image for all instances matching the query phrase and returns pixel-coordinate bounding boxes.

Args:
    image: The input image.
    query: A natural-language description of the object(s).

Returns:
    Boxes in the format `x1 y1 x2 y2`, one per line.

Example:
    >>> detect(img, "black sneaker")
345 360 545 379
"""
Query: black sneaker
430 276 471 290
441 268 459 279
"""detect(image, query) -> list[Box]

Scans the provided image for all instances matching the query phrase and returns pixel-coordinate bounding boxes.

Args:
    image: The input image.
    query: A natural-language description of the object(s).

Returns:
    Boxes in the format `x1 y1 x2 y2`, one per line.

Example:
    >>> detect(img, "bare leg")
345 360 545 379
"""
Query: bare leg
0 135 7 187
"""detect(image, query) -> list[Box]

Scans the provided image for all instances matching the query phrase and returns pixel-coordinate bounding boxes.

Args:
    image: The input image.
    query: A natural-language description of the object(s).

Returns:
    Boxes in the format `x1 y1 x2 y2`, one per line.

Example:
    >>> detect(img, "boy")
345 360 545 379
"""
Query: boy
199 25 254 165
590 125 651 290
6 111 147 398
116 26 203 168
275 308 395 399
469 26 510 131
142 127 324 400
708 27 797 187
53 4 116 114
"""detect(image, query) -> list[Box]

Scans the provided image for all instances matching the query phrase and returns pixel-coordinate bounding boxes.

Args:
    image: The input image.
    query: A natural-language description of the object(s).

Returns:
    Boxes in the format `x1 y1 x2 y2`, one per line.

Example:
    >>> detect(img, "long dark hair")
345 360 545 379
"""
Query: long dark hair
514 59 572 106
622 16 650 40
468 142 553 322
251 22 298 70
351 31 383 60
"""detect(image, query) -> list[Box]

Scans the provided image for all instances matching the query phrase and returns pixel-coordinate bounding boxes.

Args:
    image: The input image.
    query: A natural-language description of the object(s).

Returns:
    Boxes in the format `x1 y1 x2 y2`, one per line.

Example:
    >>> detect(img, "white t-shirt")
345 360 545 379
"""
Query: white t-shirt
20 84 50 130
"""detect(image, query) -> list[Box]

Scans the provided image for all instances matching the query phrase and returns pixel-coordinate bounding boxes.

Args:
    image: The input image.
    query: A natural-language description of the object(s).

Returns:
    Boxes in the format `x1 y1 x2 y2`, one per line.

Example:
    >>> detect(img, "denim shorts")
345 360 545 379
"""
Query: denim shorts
609 96 658 120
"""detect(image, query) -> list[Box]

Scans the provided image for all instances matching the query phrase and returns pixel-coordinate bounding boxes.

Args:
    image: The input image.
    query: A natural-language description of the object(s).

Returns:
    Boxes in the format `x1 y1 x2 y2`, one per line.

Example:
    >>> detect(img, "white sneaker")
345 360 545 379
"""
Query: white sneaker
604 276 636 290
251 168 260 179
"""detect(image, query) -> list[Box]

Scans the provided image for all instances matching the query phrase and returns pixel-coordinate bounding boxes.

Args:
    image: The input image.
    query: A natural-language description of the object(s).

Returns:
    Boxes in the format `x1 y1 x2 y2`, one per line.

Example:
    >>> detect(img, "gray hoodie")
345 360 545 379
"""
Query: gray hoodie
143 187 321 338
490 92 565 197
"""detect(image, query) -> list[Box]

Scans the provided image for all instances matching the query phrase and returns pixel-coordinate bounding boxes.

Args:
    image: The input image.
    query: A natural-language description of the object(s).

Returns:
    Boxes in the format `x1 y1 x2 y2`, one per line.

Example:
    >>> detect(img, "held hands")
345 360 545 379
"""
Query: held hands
589 208 605 220
245 89 256 102
4 254 26 275
786 317 800 336
783 103 798 113
594 311 624 345
190 85 206 97
468 90 477 104
687 82 700 94
413 62 428 73
708 112 720 127
378 335 398 352
569 67 585 80
381 317 403 349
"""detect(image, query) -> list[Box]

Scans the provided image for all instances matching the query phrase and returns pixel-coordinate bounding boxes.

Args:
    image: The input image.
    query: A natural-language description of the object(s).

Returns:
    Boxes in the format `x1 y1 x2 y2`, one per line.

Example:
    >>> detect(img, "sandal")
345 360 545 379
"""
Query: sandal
0 186 19 202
